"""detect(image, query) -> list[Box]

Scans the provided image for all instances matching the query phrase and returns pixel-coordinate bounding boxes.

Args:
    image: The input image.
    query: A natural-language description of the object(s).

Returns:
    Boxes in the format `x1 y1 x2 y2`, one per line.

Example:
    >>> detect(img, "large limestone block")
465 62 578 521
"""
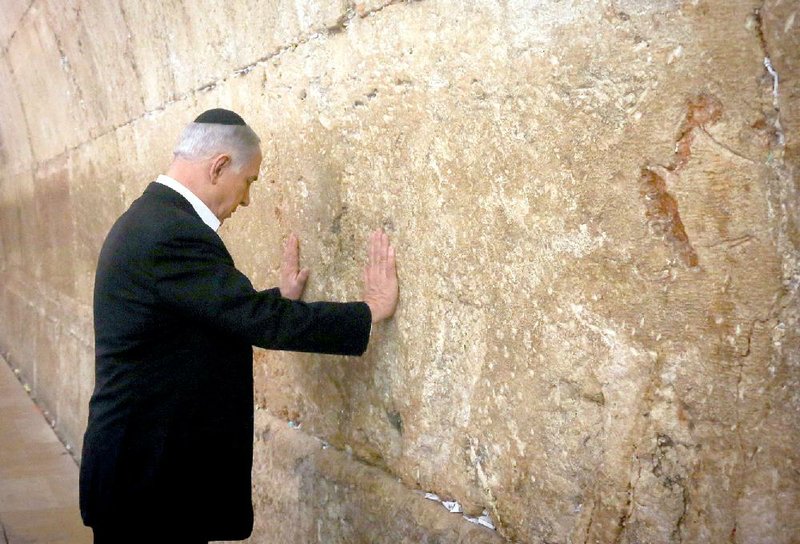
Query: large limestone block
67 132 126 304
0 0 797 542
51 311 91 453
204 1 798 541
119 0 351 111
32 155 77 298
0 57 32 173
0 0 30 48
238 411 504 543
39 0 146 137
0 173 23 273
6 3 86 161
10 169 42 284
1 285 37 387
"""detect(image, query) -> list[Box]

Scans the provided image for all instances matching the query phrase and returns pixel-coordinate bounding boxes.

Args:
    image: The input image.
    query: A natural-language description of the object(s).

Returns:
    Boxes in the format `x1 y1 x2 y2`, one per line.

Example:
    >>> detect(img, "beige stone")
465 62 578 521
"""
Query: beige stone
0 57 32 173
68 131 126 303
41 0 146 136
6 4 85 162
0 0 30 49
1 0 798 542
236 410 504 543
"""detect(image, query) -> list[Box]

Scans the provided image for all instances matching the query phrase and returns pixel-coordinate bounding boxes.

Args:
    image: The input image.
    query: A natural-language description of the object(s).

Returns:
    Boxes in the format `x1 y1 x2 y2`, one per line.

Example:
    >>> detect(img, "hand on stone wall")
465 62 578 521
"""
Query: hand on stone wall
278 233 310 300
362 229 399 324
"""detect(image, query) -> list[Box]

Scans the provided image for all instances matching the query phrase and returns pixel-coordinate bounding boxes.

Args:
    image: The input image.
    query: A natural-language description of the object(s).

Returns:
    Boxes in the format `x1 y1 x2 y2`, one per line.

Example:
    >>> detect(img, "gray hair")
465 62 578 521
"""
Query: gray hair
173 122 261 170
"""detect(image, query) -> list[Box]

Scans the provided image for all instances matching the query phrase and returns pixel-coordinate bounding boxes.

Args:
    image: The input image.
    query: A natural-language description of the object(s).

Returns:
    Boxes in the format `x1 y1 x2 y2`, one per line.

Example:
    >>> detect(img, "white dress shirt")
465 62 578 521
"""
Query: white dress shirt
155 174 221 232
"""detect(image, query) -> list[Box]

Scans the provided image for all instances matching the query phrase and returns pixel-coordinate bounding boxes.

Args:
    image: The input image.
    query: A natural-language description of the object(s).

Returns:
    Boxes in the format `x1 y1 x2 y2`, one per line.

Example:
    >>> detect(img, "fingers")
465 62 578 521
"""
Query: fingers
283 232 300 271
365 229 396 281
387 245 396 276
369 230 380 268
367 230 383 271
362 228 399 323
381 231 389 269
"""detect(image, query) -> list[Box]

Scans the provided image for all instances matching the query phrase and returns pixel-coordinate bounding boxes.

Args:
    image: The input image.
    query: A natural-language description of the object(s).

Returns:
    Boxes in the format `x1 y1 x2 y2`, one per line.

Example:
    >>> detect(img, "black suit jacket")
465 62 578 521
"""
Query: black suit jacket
79 182 371 539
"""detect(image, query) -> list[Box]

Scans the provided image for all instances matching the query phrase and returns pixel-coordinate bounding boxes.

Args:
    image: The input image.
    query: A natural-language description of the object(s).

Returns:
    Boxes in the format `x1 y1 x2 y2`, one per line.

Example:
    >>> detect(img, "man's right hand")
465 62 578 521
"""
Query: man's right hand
362 229 399 324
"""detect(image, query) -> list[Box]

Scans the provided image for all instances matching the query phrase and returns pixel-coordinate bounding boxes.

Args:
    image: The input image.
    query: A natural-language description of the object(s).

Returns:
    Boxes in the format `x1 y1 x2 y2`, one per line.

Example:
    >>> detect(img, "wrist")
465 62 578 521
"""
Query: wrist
365 300 380 324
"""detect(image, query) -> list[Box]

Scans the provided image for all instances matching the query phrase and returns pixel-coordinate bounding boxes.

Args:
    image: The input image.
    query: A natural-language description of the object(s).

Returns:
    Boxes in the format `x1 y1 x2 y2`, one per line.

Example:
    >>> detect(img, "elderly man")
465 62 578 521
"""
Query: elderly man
79 108 398 543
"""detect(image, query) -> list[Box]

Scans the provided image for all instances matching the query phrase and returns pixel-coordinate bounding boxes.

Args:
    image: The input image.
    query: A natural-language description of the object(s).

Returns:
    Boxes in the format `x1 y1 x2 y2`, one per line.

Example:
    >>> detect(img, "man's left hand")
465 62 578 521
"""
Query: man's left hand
279 233 310 300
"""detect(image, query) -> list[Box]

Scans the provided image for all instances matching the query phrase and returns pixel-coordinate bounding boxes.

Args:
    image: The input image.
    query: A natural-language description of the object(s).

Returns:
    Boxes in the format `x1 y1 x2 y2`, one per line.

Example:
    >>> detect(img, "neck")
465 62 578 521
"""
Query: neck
165 159 220 218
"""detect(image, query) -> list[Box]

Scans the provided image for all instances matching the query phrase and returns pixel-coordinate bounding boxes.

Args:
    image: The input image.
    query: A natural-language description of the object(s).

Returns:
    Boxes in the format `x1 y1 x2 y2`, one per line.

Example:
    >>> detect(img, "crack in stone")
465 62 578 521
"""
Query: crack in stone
582 498 598 544
671 470 689 543
27 0 425 170
753 5 785 146
53 33 88 118
466 435 503 530
360 0 419 18
5 55 36 165
612 461 642 544
327 0 412 34
698 128 757 164
0 0 36 54
700 233 756 249
609 348 671 543
117 2 144 91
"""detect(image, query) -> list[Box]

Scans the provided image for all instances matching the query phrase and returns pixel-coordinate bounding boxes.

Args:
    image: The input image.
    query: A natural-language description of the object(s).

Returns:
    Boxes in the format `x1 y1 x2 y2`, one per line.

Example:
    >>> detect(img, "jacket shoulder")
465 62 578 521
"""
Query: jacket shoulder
111 186 219 246
97 185 227 281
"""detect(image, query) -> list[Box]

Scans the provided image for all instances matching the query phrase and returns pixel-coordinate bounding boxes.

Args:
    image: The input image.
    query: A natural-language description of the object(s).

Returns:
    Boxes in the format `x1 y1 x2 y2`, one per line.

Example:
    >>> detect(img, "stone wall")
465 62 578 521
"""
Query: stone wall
0 1 798 542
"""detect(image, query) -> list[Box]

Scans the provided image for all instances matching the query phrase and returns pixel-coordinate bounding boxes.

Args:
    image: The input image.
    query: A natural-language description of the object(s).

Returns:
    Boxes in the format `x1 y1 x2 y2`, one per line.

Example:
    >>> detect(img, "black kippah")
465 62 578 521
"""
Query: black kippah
193 108 247 126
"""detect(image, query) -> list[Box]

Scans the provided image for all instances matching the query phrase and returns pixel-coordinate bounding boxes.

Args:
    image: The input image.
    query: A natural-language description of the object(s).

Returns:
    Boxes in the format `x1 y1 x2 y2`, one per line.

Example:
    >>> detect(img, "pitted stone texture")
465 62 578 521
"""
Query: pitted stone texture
0 0 797 543
229 2 799 542
230 411 503 544
117 0 351 111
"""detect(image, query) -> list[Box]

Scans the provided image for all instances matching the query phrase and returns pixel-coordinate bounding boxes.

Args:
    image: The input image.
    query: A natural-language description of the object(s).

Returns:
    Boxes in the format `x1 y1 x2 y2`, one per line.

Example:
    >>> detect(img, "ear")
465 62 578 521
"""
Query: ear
209 154 231 183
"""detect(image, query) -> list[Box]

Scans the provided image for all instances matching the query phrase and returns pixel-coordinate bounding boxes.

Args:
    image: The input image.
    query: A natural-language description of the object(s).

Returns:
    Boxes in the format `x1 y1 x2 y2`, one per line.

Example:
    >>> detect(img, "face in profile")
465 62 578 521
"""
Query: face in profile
215 150 263 222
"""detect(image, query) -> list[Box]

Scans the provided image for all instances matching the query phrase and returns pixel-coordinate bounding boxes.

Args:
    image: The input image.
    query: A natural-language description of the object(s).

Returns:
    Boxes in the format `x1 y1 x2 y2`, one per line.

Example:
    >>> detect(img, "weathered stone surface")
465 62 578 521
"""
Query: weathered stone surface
0 1 797 542
0 57 32 172
42 0 146 136
233 411 504 543
0 0 30 49
6 3 86 161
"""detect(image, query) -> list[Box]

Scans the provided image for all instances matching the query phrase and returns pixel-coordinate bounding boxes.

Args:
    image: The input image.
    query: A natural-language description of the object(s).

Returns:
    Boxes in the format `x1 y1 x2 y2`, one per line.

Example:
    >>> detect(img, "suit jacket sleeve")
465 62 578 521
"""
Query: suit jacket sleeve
151 229 372 356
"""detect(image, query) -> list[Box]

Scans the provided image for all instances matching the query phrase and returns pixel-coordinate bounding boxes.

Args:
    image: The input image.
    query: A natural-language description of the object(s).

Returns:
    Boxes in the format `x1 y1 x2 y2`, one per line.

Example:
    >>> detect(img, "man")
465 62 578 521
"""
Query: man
79 108 399 543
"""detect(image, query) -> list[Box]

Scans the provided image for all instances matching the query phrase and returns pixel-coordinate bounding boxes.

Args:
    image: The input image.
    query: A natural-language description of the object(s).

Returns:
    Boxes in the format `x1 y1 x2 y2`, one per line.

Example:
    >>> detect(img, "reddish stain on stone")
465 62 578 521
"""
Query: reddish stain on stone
672 93 723 170
640 169 699 267
640 93 723 268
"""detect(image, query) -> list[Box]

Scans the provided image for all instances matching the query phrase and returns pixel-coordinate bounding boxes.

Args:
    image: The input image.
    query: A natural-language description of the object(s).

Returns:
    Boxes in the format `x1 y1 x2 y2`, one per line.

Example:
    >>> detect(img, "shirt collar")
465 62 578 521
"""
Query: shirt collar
155 174 221 232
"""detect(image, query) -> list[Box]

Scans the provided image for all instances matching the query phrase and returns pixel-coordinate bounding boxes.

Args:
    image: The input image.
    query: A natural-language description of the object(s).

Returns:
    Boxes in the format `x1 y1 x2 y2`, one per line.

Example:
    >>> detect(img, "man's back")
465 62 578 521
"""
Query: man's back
81 182 373 539
82 182 259 539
